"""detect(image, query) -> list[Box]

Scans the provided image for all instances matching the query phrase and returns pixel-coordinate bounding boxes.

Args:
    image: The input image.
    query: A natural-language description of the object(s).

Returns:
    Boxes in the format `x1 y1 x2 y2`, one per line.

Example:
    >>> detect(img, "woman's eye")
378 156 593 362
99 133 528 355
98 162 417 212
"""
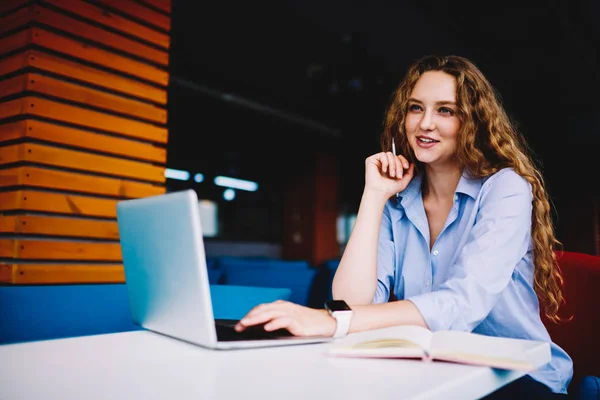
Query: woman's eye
408 104 422 112
439 107 454 115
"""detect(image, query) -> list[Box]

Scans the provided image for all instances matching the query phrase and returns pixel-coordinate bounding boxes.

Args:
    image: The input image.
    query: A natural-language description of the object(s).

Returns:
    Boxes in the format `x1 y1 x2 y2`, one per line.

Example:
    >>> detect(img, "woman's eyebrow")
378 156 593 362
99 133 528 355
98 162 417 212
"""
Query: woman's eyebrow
436 100 457 106
408 98 456 106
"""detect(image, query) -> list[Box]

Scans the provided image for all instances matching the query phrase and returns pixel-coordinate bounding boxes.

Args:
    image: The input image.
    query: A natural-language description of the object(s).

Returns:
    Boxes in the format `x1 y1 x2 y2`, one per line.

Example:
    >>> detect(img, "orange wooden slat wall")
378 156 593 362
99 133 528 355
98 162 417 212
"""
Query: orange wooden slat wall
0 5 169 66
0 50 166 104
0 0 28 16
0 0 172 284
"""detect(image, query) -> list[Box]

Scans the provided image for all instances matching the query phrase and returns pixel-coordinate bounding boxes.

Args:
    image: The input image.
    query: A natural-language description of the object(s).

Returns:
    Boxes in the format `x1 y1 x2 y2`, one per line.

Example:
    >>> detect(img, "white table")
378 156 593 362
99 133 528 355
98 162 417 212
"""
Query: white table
0 330 545 400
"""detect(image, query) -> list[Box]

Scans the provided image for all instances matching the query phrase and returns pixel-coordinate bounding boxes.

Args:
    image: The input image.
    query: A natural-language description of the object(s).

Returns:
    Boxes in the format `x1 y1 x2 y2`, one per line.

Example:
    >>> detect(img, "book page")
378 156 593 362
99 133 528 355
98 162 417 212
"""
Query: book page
429 331 540 370
327 325 432 359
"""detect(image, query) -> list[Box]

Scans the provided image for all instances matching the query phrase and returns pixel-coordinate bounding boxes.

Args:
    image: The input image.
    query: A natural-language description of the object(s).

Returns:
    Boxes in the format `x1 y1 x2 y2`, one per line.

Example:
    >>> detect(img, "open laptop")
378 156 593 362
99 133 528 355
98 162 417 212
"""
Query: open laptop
116 189 333 349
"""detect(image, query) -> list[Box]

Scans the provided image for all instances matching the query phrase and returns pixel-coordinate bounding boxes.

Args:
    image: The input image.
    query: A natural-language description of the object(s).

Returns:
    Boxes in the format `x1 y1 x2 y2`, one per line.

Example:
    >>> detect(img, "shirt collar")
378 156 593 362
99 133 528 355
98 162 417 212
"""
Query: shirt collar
397 170 482 207
455 171 483 200
397 172 423 209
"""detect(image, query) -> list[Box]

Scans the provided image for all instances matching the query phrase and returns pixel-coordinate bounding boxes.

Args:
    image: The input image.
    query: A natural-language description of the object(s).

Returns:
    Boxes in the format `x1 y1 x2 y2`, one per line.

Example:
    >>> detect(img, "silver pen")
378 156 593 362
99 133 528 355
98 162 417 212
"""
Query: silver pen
391 140 399 198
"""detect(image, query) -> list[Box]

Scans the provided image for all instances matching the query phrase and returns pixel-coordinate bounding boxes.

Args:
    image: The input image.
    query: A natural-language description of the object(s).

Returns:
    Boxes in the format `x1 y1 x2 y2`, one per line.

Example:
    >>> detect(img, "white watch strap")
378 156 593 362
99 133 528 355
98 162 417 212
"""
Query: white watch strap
331 310 353 338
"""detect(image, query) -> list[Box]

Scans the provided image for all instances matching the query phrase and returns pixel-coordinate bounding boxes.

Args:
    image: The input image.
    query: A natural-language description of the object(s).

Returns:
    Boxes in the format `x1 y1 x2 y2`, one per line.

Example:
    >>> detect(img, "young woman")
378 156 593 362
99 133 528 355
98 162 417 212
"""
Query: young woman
235 55 573 397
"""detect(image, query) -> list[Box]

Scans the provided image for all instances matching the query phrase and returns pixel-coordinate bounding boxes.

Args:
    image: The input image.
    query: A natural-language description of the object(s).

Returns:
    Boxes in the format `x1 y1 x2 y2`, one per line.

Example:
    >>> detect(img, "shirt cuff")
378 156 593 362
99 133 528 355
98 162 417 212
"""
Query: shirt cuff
407 292 465 332
371 279 392 304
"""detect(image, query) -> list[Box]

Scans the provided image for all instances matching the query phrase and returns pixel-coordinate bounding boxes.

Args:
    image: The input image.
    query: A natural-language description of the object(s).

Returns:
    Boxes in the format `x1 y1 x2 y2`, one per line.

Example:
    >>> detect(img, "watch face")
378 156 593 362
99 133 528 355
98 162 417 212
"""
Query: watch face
326 300 351 312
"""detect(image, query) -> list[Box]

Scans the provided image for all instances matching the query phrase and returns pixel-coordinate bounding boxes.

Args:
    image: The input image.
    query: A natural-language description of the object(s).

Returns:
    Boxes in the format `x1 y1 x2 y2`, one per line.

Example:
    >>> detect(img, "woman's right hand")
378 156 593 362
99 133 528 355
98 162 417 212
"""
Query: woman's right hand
364 151 415 197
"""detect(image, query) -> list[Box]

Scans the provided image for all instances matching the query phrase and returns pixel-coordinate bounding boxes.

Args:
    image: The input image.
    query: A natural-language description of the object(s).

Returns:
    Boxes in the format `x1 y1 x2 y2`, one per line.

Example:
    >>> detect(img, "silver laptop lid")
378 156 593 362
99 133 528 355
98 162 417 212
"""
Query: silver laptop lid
116 189 218 348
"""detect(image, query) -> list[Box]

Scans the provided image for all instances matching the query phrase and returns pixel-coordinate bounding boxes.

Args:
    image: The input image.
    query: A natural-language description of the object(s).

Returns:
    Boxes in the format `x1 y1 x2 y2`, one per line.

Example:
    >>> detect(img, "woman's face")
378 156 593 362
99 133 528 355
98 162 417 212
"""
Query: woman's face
404 71 461 169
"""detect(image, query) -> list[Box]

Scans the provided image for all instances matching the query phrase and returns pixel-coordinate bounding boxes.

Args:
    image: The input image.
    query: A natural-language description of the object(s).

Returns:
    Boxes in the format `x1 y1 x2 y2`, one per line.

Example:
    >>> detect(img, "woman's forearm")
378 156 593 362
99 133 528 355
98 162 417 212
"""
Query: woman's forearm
332 190 389 304
348 300 428 333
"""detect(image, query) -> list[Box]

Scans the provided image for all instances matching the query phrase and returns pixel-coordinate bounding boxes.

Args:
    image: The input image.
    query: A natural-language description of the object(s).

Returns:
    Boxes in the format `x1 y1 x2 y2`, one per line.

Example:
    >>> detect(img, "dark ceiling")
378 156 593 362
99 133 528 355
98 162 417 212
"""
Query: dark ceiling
166 0 600 202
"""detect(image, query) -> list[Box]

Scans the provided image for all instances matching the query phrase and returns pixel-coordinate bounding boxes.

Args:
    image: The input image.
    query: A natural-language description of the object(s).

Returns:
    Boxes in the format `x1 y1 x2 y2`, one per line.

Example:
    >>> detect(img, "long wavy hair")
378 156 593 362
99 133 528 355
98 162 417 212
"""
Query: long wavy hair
381 55 565 323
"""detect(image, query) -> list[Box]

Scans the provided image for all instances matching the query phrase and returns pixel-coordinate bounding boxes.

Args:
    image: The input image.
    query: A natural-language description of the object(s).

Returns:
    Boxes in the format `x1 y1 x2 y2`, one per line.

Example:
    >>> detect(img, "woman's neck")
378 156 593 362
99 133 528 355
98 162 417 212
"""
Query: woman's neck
422 165 462 202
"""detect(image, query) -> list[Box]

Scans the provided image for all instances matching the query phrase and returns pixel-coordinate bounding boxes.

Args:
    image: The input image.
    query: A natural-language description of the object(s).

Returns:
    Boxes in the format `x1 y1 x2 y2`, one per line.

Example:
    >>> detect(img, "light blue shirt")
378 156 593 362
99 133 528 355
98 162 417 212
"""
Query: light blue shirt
373 167 573 394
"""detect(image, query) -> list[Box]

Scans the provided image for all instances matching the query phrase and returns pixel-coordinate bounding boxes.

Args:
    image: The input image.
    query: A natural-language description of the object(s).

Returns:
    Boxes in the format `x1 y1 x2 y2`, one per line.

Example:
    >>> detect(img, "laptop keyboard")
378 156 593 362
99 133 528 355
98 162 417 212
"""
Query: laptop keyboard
215 319 294 341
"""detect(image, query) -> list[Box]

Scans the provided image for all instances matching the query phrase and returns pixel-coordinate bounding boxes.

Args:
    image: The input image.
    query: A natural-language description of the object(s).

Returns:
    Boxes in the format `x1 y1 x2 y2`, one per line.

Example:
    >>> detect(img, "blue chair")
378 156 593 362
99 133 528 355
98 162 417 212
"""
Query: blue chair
323 259 340 300
206 256 225 284
0 284 142 345
223 266 317 306
306 259 340 308
217 257 311 275
210 284 291 320
572 375 600 400
207 265 224 284
206 256 215 268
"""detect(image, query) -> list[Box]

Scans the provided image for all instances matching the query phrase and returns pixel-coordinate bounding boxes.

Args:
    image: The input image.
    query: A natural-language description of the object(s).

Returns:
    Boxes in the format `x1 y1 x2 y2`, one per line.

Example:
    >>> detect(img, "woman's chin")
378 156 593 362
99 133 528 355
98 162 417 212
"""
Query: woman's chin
417 157 461 171
413 153 436 164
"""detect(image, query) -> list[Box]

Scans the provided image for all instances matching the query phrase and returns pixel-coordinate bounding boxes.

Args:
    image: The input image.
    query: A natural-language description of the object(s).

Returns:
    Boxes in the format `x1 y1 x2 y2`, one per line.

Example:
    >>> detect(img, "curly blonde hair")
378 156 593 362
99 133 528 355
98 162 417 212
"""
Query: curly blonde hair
380 55 565 323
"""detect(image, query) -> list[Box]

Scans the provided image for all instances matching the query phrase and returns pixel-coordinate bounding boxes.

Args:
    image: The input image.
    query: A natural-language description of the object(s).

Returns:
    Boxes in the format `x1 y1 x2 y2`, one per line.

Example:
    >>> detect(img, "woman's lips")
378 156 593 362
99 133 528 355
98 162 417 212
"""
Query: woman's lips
416 136 439 149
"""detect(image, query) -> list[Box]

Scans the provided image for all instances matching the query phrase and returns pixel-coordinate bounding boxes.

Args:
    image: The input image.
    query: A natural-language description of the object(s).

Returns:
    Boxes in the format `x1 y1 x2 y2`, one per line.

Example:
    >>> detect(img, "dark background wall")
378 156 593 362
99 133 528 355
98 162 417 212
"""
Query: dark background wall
165 0 600 253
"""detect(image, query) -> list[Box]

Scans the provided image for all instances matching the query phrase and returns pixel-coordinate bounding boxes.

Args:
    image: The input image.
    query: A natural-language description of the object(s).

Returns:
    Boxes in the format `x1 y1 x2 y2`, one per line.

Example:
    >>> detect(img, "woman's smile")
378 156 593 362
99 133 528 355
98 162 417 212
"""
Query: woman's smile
415 135 440 149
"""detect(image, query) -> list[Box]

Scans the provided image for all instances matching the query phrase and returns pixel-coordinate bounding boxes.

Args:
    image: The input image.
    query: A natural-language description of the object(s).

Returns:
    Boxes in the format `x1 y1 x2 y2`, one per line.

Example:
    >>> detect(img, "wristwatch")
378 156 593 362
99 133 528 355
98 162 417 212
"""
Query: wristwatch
325 300 353 338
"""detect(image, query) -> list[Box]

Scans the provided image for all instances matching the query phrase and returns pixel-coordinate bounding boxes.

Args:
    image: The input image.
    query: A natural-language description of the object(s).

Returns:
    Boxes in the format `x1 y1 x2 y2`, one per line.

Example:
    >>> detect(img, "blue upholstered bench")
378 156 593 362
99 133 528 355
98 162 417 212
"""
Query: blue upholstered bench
216 257 312 274
214 257 318 306
219 260 316 305
0 282 293 344
0 284 142 345
210 284 291 320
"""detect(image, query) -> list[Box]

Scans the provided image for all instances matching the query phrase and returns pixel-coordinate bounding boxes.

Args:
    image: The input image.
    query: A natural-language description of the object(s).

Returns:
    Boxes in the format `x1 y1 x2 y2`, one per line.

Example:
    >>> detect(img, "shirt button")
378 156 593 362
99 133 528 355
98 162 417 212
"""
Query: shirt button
426 280 431 287
454 194 459 202
433 249 439 256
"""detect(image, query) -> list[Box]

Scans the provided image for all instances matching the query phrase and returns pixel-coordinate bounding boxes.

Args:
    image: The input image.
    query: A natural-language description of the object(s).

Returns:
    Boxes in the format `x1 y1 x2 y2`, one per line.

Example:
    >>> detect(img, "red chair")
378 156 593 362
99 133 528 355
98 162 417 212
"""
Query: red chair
542 250 600 393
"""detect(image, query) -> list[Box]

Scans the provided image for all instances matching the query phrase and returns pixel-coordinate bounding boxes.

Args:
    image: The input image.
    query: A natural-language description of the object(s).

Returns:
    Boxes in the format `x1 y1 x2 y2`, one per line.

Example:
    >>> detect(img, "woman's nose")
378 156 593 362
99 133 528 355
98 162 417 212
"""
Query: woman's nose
419 112 436 131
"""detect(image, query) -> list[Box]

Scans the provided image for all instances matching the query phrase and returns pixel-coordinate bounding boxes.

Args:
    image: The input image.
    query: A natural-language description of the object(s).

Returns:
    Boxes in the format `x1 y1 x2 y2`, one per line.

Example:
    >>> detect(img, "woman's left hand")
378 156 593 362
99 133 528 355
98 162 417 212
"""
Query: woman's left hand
234 300 337 337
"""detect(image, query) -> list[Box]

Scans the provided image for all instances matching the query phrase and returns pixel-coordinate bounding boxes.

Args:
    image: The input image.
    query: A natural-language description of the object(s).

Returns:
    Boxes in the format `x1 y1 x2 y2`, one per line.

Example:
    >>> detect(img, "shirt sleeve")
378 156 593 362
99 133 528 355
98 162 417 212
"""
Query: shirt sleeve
407 169 533 332
372 204 396 304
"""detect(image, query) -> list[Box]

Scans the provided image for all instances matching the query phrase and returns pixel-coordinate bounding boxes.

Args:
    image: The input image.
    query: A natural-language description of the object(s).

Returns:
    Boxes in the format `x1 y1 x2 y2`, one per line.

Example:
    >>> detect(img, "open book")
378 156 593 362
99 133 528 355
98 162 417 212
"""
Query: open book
326 325 551 371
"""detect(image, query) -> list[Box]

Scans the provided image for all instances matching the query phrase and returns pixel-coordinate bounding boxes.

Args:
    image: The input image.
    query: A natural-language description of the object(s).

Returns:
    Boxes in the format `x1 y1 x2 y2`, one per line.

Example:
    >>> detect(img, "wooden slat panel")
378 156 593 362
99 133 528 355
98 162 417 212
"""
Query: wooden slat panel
97 0 171 32
0 96 25 120
0 72 25 98
0 216 18 233
38 5 168 66
1 0 172 286
0 142 21 163
0 48 28 76
32 73 167 124
0 215 119 239
0 166 166 198
43 0 169 49
0 0 28 16
0 4 30 35
0 239 122 260
0 5 168 66
0 120 166 164
0 143 166 183
0 50 167 104
0 263 125 284
0 190 119 218
29 27 168 86
0 72 167 124
0 97 168 143
0 28 30 57
140 0 171 14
